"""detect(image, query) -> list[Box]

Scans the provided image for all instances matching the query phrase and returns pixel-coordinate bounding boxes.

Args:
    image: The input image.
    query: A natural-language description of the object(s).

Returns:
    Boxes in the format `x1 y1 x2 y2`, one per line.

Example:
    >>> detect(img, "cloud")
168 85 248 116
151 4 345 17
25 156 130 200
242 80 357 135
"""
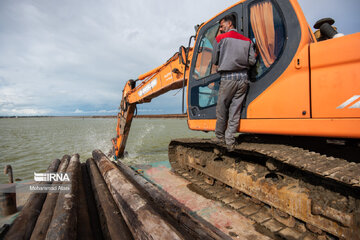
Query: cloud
0 107 51 116
73 109 118 115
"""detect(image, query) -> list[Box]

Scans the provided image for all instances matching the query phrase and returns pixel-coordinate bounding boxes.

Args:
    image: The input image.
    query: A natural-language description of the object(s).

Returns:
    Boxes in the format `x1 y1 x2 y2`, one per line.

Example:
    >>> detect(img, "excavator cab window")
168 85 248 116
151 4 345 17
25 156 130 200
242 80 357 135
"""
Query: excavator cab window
193 23 220 80
188 9 241 119
188 21 223 118
248 0 286 80
198 81 220 108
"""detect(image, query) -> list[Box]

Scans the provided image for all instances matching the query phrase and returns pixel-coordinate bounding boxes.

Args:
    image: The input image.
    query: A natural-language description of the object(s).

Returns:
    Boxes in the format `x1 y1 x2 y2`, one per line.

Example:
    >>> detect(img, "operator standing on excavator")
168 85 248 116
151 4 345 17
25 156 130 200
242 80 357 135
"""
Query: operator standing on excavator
212 14 256 151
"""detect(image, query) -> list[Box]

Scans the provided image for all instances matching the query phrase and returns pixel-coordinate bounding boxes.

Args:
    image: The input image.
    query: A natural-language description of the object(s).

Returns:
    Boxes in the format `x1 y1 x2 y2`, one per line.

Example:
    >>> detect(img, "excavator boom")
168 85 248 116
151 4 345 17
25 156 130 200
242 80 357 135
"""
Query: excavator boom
112 47 193 158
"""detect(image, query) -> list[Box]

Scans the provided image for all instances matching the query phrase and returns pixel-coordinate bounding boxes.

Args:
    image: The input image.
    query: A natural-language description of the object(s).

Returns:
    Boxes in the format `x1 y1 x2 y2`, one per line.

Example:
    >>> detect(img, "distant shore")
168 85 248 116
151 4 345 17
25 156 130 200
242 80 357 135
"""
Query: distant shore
0 114 187 119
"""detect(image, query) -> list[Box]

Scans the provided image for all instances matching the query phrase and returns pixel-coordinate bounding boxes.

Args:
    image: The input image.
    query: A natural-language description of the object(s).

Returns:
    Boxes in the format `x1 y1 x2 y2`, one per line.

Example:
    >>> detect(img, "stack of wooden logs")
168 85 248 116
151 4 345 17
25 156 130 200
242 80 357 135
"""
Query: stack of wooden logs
3 150 229 240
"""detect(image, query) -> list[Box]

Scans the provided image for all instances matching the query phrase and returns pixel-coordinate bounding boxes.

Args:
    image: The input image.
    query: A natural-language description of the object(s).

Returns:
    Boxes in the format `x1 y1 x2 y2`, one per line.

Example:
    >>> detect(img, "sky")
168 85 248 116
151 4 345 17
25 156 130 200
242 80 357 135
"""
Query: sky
0 0 359 116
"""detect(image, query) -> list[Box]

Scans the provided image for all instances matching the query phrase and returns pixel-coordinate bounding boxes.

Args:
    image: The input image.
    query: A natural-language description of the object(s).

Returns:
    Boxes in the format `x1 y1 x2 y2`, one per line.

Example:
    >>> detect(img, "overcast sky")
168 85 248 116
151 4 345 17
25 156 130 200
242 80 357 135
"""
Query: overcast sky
0 0 359 116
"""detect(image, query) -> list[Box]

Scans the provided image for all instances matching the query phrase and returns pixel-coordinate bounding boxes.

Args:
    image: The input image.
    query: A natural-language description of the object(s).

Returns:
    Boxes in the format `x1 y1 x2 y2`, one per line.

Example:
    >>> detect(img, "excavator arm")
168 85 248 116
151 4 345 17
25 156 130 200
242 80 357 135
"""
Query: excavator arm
112 47 194 159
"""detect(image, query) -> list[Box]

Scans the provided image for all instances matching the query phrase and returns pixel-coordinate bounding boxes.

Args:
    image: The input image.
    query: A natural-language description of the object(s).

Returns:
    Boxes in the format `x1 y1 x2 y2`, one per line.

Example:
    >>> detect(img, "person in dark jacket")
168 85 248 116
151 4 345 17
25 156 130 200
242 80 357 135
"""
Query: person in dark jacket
212 14 256 151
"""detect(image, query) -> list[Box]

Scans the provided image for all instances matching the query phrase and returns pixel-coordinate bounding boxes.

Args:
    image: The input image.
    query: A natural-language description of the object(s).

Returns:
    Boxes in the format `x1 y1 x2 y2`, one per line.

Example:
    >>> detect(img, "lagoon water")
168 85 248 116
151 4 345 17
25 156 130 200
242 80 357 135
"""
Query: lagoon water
0 117 214 183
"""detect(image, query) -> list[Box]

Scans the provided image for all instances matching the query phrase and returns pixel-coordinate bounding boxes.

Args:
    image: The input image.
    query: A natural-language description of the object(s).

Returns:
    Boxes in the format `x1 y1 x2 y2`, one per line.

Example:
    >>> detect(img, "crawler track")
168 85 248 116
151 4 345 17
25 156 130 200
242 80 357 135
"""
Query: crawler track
168 135 360 239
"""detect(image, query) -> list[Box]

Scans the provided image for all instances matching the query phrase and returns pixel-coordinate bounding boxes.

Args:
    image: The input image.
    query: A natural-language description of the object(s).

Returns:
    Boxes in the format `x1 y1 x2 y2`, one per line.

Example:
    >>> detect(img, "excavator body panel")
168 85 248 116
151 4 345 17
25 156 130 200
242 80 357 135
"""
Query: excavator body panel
310 33 360 119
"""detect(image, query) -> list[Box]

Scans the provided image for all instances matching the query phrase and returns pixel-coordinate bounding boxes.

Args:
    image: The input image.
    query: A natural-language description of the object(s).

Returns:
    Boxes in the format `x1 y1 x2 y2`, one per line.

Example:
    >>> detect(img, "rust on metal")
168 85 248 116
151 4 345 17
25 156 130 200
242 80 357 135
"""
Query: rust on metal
1 165 16 217
0 187 16 217
169 137 360 239
4 165 13 184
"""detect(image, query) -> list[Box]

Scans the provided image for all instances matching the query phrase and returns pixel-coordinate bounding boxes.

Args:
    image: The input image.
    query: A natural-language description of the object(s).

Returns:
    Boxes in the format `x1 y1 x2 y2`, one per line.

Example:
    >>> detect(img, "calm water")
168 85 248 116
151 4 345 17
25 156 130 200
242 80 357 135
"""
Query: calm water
0 117 213 183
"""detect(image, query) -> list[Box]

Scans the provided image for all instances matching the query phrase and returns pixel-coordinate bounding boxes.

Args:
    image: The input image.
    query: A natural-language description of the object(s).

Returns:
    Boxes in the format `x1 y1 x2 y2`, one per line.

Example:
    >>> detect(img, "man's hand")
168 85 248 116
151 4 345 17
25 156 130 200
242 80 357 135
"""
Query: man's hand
208 82 215 89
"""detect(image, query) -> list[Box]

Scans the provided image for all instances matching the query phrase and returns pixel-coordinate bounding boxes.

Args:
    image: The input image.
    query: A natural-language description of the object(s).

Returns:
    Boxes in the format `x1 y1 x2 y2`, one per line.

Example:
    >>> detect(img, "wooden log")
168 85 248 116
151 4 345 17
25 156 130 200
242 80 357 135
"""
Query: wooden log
4 158 61 240
30 155 71 240
80 163 103 240
77 163 95 240
87 158 133 240
116 161 230 240
92 150 184 240
45 154 80 240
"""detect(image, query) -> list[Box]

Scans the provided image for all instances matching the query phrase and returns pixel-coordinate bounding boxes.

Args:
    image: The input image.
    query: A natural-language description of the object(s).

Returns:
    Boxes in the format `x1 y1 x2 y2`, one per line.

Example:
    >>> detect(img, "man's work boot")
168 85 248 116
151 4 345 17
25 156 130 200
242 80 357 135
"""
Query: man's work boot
226 143 236 152
211 137 225 145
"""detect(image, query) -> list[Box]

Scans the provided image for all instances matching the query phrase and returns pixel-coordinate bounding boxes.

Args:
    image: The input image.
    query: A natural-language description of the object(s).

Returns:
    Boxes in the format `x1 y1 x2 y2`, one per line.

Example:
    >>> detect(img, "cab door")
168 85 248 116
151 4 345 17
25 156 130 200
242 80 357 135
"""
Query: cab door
241 0 307 119
187 4 243 120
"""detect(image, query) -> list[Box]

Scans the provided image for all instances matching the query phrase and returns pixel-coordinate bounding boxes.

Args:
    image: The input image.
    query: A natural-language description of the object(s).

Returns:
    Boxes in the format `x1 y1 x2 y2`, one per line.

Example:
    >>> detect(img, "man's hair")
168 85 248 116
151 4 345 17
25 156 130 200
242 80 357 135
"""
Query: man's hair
220 15 236 28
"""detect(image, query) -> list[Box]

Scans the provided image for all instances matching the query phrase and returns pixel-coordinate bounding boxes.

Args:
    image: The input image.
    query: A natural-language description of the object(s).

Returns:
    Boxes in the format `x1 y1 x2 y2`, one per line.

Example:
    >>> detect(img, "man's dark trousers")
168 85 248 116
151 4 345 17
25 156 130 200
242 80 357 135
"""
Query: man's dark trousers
215 71 248 146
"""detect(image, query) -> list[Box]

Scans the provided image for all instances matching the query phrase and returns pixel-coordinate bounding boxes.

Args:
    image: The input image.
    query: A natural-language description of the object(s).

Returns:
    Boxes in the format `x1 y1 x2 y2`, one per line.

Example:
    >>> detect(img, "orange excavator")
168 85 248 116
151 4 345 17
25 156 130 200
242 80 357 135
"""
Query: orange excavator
112 0 360 239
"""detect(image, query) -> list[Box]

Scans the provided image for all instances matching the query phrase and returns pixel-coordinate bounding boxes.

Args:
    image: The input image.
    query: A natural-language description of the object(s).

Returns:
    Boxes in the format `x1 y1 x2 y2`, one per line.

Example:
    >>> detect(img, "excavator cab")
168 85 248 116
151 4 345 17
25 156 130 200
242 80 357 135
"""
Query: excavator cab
188 0 302 122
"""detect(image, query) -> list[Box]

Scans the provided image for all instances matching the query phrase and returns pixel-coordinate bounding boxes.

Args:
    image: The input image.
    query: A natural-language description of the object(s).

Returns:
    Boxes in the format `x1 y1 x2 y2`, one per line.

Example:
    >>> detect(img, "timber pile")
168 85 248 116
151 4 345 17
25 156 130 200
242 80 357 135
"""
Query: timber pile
3 150 228 240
